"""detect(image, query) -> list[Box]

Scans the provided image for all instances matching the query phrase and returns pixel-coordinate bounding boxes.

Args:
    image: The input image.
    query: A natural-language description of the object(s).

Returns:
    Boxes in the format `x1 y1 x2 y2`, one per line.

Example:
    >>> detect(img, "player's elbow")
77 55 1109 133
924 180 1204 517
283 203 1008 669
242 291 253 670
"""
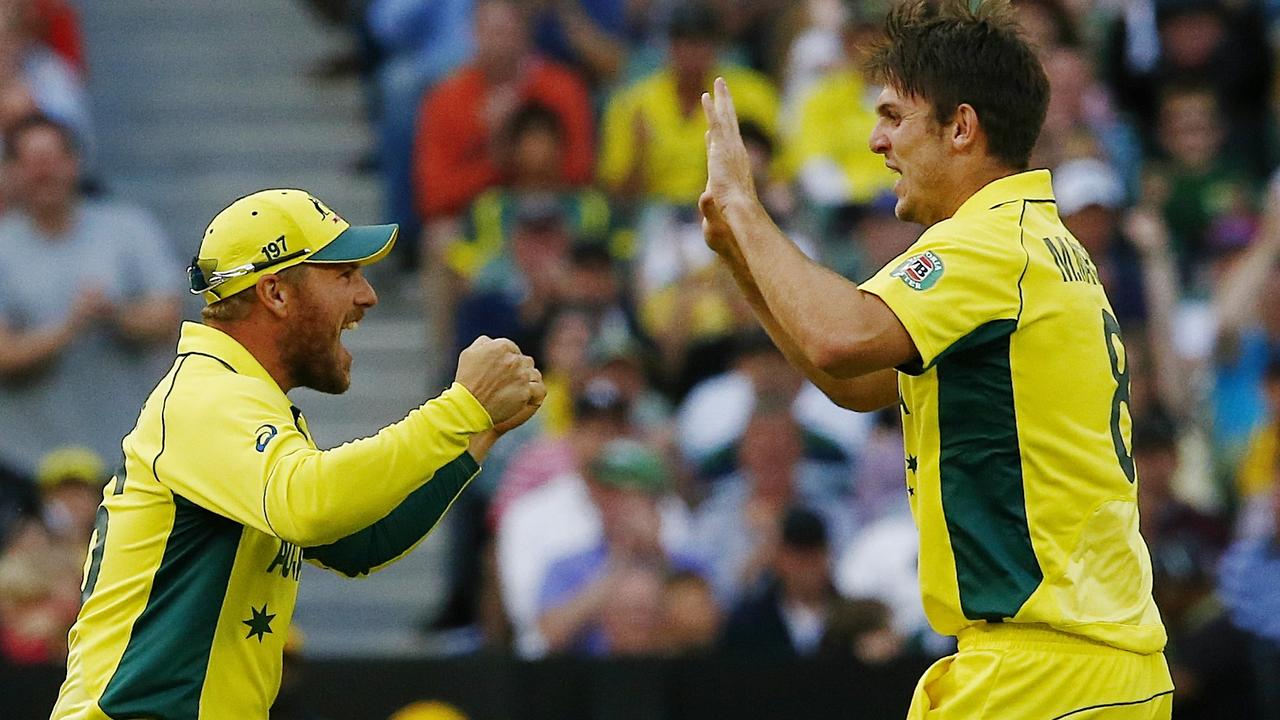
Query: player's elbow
829 390 890 414
320 552 383 579
810 345 851 377
809 316 903 379
306 553 373 579
272 513 356 548
808 336 871 379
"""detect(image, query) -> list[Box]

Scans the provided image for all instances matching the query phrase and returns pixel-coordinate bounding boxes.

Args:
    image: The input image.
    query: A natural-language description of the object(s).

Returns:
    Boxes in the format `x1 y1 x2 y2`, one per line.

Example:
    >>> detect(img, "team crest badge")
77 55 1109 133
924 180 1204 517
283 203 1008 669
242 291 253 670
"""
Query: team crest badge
891 251 944 291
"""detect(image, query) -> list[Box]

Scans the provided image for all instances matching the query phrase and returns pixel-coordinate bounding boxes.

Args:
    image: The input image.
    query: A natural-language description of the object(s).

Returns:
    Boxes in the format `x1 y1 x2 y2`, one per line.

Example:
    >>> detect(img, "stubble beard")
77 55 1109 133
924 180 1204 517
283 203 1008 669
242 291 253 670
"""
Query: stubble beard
280 294 351 395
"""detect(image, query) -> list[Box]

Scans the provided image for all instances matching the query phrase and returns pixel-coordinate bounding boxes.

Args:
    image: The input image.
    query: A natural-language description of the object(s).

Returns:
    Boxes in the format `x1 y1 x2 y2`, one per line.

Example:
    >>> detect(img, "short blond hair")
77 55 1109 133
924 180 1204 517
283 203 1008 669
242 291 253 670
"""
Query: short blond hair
199 264 308 323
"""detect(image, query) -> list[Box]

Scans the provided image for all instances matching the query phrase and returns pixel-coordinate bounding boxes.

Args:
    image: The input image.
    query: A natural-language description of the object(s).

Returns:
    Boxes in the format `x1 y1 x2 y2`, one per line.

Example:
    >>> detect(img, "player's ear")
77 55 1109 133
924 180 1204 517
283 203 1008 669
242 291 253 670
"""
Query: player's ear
951 103 981 153
255 273 296 319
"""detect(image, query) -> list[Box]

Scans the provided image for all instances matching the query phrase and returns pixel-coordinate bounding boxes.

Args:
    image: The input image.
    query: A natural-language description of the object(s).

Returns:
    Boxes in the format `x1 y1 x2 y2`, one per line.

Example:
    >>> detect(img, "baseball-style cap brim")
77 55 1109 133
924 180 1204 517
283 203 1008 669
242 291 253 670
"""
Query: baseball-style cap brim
308 223 399 265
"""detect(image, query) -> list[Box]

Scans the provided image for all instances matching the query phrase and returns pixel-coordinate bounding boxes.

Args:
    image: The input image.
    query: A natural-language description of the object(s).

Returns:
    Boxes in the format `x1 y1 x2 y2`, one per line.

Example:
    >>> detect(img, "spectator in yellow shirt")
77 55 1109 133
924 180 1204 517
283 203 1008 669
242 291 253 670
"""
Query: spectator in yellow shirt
598 1 779 204
781 12 897 208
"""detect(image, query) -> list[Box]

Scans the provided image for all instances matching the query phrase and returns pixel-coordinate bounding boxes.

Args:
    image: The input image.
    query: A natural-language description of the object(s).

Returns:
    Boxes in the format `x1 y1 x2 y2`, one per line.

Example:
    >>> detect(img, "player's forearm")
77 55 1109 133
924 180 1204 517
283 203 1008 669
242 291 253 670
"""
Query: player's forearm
467 429 499 463
304 452 480 576
726 265 898 411
264 383 493 546
720 197 891 378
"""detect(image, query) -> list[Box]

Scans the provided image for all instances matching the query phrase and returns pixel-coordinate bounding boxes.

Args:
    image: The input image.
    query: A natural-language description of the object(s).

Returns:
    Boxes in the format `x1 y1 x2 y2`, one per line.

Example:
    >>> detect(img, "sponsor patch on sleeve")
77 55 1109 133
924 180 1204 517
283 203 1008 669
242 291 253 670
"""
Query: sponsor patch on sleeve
890 250 944 291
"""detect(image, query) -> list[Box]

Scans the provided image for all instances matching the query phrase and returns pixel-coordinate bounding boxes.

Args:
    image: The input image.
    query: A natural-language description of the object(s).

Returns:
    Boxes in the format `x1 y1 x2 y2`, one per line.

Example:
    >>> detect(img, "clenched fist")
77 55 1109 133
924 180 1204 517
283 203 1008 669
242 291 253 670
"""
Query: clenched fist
454 336 544 428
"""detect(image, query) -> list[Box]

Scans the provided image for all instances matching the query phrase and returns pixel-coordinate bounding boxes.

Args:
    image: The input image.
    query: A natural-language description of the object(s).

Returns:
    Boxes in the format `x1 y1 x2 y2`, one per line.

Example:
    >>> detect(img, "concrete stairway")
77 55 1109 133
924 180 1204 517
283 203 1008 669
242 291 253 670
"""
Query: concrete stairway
80 0 380 246
78 0 453 656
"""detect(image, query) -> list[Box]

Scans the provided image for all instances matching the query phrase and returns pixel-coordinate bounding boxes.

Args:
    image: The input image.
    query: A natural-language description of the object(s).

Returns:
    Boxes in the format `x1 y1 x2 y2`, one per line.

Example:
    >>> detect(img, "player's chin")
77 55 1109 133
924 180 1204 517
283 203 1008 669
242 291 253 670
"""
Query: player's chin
326 366 353 395
327 347 354 394
893 196 910 222
339 346 353 378
892 185 919 221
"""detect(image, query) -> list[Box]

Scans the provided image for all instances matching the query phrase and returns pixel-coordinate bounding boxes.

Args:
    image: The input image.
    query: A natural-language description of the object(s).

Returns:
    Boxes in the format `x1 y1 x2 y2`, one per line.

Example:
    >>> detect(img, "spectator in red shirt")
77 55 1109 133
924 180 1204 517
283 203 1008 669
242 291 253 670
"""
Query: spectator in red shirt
413 0 594 221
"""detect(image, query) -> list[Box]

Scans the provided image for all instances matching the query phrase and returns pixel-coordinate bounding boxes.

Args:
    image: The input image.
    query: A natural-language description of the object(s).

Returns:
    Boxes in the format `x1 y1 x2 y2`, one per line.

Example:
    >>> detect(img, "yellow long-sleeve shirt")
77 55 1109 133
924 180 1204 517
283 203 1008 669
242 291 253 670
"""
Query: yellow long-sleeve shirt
53 322 491 719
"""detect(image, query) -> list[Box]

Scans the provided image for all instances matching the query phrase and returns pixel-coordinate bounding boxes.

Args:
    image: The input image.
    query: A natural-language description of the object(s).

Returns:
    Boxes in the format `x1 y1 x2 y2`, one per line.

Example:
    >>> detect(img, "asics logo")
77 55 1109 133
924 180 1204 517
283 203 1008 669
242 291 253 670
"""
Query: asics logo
255 424 278 452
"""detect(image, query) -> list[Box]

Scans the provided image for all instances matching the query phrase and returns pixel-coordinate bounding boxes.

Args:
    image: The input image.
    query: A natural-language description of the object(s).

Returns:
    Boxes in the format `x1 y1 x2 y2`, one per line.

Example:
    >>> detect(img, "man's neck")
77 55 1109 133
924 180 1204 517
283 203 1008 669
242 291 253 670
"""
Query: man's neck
676 74 706 114
206 319 295 392
783 585 826 609
749 473 795 505
482 57 523 86
513 173 563 191
28 201 75 237
938 163 1021 223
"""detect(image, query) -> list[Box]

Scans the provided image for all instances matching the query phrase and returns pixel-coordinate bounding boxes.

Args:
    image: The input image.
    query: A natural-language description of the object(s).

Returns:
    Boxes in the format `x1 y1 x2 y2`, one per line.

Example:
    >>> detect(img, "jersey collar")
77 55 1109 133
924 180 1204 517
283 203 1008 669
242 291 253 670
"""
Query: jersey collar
952 169 1054 220
176 321 284 392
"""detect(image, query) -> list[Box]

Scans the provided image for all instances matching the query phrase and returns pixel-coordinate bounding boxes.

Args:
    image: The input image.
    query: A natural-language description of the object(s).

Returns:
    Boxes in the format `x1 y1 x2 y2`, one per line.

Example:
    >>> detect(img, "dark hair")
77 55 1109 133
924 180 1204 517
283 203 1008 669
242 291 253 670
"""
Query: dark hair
668 0 719 41
1157 81 1218 113
781 506 828 549
568 241 614 270
1131 412 1179 454
1265 353 1280 382
730 329 781 362
506 102 565 145
864 0 1050 170
3 113 79 161
1013 0 1081 48
1155 0 1226 25
738 120 775 157
574 377 630 421
665 568 712 590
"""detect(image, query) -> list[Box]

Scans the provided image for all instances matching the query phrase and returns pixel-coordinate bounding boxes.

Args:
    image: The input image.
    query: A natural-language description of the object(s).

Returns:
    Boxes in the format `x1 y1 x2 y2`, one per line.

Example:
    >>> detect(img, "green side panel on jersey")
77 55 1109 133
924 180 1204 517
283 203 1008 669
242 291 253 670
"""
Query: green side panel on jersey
936 319 1043 621
99 495 243 718
899 315 1020 376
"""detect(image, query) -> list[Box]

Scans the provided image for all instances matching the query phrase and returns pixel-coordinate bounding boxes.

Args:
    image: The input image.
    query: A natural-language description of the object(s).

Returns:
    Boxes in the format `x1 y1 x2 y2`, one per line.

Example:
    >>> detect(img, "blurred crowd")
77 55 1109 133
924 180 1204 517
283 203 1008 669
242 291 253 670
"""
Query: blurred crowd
3 0 1280 717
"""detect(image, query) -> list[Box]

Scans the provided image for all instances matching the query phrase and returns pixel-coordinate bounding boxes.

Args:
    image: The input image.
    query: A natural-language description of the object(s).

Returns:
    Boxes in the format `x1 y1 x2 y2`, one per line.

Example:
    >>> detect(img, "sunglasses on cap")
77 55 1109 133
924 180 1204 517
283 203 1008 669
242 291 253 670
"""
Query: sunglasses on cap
187 248 311 295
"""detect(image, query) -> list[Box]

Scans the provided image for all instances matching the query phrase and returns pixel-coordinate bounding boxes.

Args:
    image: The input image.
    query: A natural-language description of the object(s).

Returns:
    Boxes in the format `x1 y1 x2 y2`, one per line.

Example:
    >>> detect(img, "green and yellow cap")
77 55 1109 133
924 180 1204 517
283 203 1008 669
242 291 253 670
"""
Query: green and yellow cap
36 446 106 490
188 189 398 304
588 439 670 494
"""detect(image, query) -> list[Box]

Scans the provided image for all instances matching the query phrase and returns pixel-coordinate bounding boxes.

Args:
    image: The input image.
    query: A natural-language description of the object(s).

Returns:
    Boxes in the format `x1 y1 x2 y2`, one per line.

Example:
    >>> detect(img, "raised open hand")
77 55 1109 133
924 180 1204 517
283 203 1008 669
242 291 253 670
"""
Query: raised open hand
699 77 756 258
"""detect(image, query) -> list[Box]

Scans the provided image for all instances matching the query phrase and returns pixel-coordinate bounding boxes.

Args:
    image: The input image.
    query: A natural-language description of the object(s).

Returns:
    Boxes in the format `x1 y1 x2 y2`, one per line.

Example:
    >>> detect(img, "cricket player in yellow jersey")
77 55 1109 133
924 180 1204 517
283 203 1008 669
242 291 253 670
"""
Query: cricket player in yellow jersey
699 0 1173 717
51 189 546 719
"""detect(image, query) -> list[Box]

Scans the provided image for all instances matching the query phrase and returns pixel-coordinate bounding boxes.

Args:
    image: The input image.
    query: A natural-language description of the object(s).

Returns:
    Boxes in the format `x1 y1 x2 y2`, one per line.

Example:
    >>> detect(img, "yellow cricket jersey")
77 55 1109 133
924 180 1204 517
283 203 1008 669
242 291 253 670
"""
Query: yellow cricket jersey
598 66 779 204
860 170 1167 655
52 322 492 719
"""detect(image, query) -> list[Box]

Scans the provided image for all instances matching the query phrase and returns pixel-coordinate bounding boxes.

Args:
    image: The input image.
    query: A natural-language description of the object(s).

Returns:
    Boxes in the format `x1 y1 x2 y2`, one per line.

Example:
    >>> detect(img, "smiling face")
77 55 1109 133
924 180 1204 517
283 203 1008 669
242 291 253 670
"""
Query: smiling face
869 85 956 227
277 263 377 394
